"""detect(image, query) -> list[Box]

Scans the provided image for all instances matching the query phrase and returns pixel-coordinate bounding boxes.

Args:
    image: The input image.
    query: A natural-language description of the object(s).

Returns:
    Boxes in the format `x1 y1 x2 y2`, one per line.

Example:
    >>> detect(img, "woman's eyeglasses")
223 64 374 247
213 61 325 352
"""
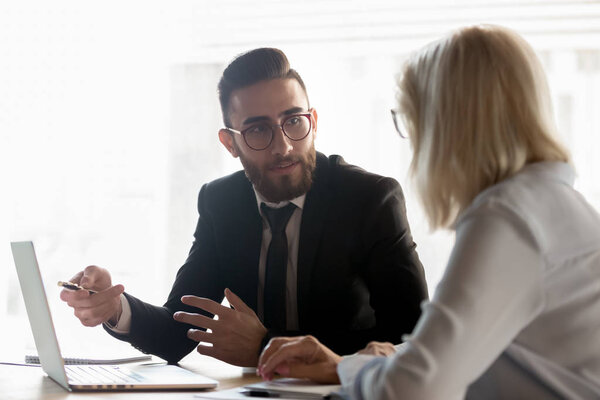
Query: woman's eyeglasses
390 109 408 139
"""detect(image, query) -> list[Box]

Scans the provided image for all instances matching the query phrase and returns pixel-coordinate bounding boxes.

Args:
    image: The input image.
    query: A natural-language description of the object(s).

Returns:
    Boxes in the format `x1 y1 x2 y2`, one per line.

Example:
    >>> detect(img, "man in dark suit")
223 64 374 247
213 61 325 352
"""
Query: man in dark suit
60 48 428 367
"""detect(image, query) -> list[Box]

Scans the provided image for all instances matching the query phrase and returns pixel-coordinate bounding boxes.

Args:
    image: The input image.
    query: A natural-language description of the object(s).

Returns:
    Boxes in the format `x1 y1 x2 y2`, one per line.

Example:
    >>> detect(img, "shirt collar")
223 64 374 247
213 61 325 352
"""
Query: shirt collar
520 161 575 186
253 187 306 213
453 161 575 230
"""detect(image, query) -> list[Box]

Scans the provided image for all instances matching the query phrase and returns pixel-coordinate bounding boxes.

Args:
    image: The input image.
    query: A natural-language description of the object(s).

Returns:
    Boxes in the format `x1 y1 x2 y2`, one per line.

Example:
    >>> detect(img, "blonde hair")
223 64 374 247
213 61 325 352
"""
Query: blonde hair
398 25 570 230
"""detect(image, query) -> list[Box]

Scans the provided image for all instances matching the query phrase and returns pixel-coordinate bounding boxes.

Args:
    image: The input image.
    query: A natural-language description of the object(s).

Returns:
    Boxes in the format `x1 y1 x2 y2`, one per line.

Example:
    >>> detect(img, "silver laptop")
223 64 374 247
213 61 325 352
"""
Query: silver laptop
11 241 218 391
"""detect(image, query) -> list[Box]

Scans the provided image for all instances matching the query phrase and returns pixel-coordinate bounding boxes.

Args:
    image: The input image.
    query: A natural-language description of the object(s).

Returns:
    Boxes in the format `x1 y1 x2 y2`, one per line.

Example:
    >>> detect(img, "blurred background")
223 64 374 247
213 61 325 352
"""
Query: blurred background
2 0 600 360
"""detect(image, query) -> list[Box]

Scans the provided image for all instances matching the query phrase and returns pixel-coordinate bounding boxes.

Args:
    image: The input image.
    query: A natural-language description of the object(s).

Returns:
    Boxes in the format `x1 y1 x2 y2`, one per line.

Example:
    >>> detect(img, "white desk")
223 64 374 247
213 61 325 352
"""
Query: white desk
0 355 262 400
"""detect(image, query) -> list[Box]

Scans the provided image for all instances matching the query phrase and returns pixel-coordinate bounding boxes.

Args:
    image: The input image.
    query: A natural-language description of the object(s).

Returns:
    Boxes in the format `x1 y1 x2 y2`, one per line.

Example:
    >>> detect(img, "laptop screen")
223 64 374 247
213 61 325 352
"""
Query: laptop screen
11 241 70 388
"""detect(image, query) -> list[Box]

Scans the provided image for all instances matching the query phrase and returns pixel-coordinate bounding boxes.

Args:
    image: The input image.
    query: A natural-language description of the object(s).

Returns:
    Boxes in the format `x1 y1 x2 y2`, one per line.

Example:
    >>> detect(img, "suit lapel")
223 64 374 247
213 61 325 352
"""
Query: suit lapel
297 153 332 325
230 175 263 312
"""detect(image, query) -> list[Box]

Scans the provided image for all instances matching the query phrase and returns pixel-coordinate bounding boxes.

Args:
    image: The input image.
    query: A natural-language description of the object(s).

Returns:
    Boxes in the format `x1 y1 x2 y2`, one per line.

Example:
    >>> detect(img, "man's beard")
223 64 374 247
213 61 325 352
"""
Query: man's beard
237 142 317 203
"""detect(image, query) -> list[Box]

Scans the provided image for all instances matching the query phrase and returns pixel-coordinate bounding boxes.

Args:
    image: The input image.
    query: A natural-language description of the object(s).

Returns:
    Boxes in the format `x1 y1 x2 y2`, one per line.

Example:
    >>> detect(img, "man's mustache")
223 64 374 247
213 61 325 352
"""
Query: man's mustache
268 155 304 168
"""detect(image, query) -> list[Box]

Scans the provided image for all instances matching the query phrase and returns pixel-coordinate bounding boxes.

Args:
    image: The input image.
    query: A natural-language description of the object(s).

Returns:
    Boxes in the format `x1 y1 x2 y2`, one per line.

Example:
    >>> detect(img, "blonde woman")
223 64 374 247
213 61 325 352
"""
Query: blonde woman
257 25 600 399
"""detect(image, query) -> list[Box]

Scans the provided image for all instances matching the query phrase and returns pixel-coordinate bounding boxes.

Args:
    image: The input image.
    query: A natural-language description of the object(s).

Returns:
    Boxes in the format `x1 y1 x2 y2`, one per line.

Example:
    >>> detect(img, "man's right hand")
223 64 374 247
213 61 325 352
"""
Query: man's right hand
59 265 124 327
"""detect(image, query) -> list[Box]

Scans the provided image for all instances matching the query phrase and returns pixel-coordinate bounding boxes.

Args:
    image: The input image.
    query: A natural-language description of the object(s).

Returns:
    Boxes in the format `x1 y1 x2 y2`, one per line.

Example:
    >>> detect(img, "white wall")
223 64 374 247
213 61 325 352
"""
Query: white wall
2 0 599 357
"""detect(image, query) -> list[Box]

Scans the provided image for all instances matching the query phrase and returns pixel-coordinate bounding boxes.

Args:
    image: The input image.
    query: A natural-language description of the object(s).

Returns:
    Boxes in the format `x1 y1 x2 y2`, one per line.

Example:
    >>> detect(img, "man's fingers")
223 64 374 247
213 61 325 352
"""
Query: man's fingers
224 288 253 315
60 288 80 303
82 284 124 306
74 299 116 327
181 295 228 317
187 329 213 343
196 343 218 359
173 311 218 330
60 288 92 306
80 265 108 288
102 284 125 297
60 284 123 307
69 271 84 284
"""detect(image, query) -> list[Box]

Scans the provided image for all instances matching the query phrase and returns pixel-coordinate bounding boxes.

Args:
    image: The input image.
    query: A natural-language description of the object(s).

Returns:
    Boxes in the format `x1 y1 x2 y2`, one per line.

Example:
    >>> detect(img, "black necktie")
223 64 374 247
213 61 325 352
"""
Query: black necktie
260 202 297 331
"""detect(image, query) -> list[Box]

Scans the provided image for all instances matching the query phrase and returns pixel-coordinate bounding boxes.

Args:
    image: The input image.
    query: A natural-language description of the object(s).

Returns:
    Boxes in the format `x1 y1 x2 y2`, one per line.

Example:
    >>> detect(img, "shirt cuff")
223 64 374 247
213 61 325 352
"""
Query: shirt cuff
103 294 131 334
337 354 379 394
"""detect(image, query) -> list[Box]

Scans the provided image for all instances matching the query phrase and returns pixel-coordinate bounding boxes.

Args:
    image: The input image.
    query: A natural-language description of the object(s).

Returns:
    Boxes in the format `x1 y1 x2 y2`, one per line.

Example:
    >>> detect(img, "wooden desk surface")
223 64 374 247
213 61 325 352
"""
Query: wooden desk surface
0 354 263 400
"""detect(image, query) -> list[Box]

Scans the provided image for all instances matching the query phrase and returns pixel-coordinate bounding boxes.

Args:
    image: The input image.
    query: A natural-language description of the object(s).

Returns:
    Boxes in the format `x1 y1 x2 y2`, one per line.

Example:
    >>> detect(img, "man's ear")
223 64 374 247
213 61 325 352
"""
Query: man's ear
219 129 239 158
310 108 318 139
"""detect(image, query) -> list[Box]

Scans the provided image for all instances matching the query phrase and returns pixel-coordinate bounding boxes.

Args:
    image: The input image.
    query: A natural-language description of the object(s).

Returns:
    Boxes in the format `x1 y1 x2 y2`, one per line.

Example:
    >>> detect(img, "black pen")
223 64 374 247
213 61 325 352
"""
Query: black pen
57 281 97 294
240 389 281 398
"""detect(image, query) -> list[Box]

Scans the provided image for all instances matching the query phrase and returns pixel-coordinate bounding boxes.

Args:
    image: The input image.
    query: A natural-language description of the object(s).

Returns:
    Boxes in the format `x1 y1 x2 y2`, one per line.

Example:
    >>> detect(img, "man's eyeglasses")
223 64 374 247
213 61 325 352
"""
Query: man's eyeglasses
390 109 408 139
225 111 313 151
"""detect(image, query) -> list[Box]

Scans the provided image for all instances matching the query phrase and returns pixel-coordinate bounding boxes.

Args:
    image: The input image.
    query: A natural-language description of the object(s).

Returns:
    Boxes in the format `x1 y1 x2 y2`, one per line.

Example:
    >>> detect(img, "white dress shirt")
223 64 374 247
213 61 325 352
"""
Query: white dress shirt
338 162 600 400
107 190 306 334
254 191 305 331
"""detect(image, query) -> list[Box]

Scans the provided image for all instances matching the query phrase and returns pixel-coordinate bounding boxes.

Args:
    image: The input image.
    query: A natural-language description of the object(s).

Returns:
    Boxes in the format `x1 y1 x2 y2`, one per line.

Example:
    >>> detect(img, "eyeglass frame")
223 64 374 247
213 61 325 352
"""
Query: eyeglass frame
390 109 408 139
224 110 314 151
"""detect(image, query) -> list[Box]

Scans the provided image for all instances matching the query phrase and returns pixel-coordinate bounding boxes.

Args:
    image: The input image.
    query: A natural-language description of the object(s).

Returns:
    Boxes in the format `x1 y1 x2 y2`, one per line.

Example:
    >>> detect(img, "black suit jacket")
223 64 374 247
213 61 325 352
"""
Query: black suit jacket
107 153 428 363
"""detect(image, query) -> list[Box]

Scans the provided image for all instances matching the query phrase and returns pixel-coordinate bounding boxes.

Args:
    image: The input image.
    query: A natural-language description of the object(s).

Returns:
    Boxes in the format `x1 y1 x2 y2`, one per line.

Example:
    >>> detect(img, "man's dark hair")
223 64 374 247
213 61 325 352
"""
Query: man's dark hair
218 47 309 126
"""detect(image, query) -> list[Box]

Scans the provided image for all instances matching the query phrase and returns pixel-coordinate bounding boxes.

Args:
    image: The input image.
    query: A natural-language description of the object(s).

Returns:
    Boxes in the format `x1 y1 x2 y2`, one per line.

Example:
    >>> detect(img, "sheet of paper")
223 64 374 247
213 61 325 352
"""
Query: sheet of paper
194 379 344 400
194 387 341 400
194 387 288 400
246 378 341 396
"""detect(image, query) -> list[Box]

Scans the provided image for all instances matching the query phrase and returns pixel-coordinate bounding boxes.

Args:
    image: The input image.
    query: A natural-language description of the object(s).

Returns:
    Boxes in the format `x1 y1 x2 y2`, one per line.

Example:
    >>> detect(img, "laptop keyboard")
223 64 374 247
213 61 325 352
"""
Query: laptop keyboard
66 365 145 384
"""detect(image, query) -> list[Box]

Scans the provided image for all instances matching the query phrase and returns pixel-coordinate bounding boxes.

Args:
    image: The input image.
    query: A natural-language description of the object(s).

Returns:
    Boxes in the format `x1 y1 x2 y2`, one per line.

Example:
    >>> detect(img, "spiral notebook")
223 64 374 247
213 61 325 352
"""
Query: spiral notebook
25 354 151 365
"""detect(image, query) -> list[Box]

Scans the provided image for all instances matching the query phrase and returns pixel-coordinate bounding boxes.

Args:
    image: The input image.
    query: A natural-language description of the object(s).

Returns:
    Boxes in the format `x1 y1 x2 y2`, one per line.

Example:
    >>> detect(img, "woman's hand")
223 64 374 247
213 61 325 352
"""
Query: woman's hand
257 335 342 384
357 341 396 357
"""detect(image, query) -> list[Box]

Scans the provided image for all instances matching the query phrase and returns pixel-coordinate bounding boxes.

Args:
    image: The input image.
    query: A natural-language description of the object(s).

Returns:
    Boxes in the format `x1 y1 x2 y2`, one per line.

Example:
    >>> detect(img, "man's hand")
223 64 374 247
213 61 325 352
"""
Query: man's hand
357 341 396 357
59 266 124 327
257 335 342 384
173 288 267 367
